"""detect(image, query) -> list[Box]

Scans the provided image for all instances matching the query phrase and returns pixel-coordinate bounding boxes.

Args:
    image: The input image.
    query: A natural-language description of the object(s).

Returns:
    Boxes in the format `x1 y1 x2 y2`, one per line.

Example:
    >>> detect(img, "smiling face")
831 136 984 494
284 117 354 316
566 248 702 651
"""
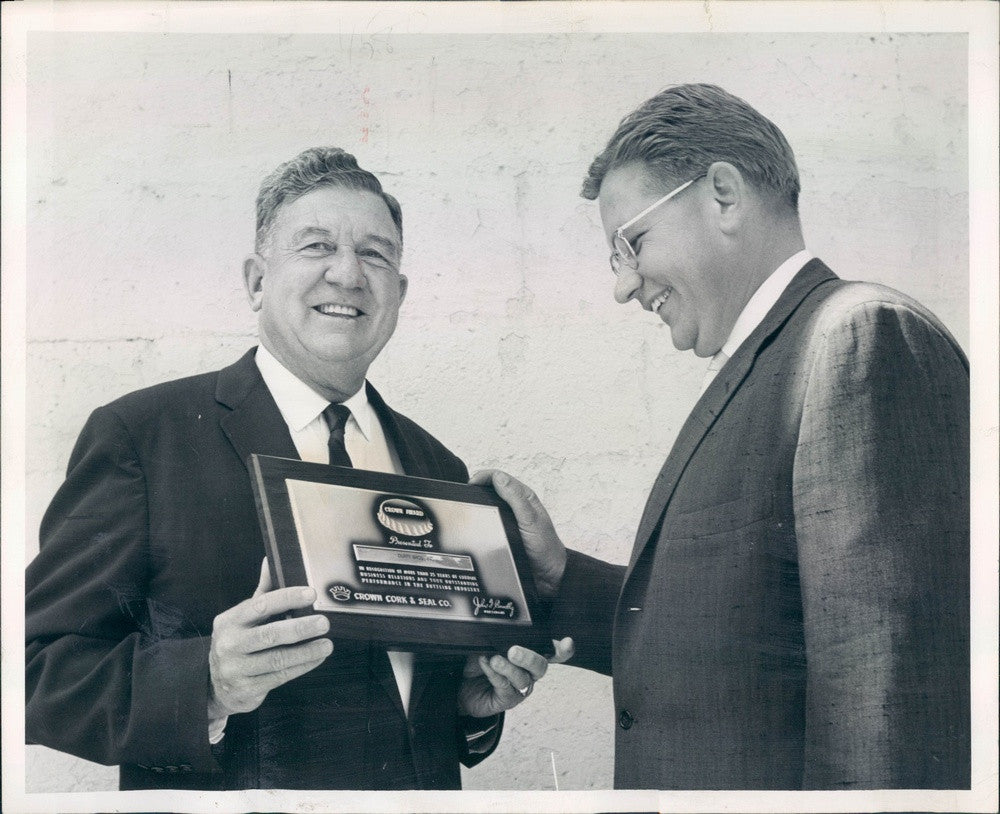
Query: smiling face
598 162 741 358
244 185 407 400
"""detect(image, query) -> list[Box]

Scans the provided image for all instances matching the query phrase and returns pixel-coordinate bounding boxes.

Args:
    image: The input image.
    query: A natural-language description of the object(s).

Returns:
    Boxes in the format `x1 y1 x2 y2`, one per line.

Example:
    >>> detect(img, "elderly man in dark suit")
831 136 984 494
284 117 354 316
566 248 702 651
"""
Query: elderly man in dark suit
26 147 568 790
475 84 969 790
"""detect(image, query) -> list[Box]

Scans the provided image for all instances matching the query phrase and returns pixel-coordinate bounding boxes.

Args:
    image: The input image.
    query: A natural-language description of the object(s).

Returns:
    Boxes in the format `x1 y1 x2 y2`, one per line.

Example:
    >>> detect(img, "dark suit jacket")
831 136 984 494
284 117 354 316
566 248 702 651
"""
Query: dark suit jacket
551 260 970 789
26 348 496 790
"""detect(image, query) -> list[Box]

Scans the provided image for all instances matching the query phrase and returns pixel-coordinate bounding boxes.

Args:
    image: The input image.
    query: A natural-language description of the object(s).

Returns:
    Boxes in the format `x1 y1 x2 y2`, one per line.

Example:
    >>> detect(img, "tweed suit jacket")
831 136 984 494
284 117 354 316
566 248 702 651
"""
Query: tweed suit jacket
26 348 496 790
551 259 970 789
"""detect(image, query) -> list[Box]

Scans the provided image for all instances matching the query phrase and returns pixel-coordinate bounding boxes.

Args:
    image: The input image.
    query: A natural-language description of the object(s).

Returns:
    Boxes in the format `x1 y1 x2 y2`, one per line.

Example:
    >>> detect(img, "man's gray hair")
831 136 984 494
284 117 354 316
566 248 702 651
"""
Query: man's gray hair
582 84 800 211
255 147 403 252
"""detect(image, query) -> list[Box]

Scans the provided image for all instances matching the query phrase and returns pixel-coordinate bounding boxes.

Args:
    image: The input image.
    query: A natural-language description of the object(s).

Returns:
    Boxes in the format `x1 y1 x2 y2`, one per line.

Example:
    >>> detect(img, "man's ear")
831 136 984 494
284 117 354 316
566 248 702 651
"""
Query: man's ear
397 273 408 305
705 161 745 235
243 254 266 312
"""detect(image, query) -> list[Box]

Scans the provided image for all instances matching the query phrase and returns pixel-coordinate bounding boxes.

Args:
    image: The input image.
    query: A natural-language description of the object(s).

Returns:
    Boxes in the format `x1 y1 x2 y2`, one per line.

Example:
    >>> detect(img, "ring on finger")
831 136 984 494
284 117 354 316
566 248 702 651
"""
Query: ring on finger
516 683 531 697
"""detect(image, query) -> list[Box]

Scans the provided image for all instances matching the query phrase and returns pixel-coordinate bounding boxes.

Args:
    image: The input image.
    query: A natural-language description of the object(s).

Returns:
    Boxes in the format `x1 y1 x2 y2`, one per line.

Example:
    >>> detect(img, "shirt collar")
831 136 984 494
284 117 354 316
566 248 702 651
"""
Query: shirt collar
720 249 814 358
254 344 373 440
340 383 374 441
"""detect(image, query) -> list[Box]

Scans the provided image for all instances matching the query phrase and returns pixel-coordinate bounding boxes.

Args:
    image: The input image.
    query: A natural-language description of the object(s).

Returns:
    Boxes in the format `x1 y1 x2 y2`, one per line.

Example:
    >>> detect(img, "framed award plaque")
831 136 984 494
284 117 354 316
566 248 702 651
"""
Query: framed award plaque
249 454 552 655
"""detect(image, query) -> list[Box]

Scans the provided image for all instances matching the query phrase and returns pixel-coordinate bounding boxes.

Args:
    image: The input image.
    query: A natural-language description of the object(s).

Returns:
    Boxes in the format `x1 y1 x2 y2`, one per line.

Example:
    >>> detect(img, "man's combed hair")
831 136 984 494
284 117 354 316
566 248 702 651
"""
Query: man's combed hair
255 147 403 251
582 84 800 211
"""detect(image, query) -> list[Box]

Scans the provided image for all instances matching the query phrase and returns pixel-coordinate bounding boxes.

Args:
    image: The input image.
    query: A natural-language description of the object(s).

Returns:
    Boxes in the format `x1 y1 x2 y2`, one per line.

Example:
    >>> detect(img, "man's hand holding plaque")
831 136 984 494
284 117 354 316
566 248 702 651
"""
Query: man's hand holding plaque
208 559 333 721
458 637 575 717
469 469 568 597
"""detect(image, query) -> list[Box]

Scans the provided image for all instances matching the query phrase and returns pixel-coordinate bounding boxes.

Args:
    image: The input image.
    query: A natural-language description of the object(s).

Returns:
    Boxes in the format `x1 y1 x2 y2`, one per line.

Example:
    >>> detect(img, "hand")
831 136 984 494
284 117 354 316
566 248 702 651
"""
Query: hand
457 637 575 718
470 469 567 597
207 559 333 719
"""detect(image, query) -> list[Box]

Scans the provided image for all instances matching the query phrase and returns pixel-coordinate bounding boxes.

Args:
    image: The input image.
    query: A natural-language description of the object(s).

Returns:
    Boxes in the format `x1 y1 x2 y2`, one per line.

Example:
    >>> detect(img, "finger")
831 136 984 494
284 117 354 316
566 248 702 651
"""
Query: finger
236 613 330 656
247 650 333 698
477 655 509 692
478 656 529 705
506 645 549 681
488 653 533 694
252 557 272 598
469 469 502 487
487 472 548 526
241 636 334 679
225 585 318 628
549 637 575 664
463 654 485 678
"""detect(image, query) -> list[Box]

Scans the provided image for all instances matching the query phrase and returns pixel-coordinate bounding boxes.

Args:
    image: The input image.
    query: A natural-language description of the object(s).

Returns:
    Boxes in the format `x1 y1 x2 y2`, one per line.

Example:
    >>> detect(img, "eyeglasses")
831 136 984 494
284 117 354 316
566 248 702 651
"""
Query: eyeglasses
609 174 703 276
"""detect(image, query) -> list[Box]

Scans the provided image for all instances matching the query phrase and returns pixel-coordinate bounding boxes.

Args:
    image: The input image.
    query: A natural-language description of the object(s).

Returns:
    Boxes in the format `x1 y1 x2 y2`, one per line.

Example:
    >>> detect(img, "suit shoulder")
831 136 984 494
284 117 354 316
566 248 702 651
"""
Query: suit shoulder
804 279 966 365
810 279 924 313
99 369 222 425
391 409 465 459
388 408 468 479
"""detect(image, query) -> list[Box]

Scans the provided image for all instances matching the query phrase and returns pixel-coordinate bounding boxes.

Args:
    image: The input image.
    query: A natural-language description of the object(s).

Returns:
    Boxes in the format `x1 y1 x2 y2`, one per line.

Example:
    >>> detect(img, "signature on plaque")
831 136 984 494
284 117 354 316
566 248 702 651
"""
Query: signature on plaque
471 595 516 619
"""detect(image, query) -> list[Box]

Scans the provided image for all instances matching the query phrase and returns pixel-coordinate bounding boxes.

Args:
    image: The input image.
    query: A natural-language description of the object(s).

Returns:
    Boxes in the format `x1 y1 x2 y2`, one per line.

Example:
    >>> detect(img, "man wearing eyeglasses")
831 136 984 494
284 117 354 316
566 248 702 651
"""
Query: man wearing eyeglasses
26 146 569 791
474 84 970 789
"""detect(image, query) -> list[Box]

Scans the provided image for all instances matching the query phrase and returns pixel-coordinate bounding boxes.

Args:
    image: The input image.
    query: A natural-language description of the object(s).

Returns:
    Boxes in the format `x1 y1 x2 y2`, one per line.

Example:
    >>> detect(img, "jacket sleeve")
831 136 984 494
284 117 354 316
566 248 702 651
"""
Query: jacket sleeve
792 300 970 789
547 549 626 676
457 711 504 768
25 406 220 774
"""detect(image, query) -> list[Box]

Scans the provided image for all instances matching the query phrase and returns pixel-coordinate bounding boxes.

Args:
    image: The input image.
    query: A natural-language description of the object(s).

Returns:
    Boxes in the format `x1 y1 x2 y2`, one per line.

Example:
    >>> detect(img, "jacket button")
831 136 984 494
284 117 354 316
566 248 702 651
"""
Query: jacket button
619 709 634 730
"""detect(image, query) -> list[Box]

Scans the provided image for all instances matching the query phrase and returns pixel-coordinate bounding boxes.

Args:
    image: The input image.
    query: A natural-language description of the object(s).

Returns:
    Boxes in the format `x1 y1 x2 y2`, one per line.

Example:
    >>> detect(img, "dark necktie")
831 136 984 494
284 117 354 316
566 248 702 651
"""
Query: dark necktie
323 403 353 467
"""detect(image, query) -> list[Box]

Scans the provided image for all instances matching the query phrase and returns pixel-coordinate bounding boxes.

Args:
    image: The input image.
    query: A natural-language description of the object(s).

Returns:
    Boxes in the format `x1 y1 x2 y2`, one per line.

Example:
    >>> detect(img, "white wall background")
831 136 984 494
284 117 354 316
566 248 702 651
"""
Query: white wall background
22 30 968 794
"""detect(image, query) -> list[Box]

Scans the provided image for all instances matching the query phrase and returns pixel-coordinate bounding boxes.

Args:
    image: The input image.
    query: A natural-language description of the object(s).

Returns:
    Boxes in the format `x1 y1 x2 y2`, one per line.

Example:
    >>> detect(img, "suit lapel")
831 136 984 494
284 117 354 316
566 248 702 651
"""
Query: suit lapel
216 348 299 469
366 382 435 479
625 259 838 579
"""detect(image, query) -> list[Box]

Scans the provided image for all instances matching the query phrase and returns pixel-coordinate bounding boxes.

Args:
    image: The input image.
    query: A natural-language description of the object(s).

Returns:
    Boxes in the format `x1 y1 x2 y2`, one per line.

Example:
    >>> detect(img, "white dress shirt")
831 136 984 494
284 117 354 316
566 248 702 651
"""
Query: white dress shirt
701 249 814 393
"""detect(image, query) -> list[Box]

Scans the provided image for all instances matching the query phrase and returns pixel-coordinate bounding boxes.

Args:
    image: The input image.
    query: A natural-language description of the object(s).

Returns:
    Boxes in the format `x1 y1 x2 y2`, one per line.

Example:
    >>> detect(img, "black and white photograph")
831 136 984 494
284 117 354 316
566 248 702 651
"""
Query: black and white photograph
2 2 997 813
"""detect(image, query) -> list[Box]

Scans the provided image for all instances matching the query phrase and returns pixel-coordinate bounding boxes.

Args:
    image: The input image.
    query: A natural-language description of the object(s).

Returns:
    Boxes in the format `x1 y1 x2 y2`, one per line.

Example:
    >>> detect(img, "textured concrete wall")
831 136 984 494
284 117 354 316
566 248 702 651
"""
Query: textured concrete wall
23 31 967 794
